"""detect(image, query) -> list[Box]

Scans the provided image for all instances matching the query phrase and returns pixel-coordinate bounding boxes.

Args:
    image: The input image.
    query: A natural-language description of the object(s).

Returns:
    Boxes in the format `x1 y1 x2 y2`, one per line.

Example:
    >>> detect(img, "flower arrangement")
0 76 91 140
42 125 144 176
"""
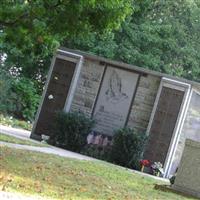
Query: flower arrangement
140 159 150 172
151 162 164 177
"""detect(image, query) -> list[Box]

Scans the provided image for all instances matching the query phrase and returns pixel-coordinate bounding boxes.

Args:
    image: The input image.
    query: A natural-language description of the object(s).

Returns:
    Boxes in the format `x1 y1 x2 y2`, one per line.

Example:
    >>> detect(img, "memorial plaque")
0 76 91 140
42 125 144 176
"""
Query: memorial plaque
33 58 76 136
93 66 139 136
144 87 184 164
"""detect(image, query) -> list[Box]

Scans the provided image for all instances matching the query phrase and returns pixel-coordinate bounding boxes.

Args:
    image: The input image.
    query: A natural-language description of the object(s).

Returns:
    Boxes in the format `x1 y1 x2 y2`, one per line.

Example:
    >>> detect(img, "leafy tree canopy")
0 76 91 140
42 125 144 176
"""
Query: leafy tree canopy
0 0 133 79
68 0 200 82
115 0 200 82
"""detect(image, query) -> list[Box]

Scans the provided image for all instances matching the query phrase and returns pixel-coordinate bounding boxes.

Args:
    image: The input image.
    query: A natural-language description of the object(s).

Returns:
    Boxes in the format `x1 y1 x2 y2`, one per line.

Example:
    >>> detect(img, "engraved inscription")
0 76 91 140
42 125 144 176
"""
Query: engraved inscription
93 66 139 136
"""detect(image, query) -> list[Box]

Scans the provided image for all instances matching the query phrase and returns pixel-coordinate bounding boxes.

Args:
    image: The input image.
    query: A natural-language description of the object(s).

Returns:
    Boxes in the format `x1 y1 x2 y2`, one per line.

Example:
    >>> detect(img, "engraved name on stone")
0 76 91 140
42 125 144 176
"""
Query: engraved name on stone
93 66 139 136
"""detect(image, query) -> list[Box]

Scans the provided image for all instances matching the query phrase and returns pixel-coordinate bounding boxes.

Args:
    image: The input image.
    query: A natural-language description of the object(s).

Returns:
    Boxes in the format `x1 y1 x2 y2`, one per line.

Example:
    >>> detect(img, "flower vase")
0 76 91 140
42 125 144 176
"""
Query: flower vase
141 165 144 172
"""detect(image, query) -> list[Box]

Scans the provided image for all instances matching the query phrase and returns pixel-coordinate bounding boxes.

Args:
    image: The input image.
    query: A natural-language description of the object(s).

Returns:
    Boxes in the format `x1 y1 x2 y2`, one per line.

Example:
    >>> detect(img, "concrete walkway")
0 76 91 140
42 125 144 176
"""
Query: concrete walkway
0 141 94 161
0 125 94 161
0 124 31 139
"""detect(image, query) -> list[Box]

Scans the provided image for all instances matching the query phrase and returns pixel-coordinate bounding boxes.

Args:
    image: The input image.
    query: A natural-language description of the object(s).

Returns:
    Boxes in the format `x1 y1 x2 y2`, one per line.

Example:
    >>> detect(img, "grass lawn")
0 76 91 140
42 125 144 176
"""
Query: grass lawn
0 146 195 200
0 133 48 147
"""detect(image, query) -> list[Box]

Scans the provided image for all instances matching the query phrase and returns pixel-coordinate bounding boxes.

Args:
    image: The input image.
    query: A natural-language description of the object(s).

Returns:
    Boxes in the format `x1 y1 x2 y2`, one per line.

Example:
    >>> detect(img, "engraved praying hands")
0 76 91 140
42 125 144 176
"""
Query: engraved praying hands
105 70 128 104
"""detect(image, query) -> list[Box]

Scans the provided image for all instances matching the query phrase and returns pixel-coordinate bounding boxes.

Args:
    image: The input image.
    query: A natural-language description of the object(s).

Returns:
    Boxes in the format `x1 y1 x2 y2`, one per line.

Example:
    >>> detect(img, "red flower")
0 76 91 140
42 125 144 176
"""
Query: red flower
140 159 150 167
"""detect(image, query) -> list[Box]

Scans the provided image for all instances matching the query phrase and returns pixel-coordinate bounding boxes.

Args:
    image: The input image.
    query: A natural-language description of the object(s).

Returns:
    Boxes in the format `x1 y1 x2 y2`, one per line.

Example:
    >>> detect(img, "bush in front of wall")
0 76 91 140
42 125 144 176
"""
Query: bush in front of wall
110 127 147 170
50 111 95 153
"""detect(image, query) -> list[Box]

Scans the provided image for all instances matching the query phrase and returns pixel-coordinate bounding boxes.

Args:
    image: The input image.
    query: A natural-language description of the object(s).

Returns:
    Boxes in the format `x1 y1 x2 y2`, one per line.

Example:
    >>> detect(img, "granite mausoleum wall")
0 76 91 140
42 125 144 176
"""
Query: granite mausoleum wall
127 75 160 132
173 139 200 198
170 90 200 176
31 49 200 179
70 58 160 133
70 59 105 117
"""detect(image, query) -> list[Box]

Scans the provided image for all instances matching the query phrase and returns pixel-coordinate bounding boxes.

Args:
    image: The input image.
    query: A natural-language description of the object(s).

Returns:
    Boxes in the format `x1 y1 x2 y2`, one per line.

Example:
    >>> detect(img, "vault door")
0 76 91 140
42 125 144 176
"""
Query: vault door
33 58 76 137
144 86 184 164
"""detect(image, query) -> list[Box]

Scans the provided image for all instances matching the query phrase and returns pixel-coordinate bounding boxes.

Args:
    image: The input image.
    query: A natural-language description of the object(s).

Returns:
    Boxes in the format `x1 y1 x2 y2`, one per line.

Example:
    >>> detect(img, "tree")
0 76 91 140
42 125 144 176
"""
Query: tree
0 0 133 81
68 0 200 82
0 68 14 113
0 0 134 119
66 31 118 59
114 0 200 82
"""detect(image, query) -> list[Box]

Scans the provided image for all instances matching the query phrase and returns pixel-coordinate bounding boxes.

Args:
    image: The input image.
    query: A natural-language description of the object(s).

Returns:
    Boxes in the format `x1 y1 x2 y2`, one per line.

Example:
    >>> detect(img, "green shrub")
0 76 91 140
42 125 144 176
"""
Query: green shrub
11 77 40 121
50 111 95 153
0 69 15 113
110 127 147 170
0 67 40 122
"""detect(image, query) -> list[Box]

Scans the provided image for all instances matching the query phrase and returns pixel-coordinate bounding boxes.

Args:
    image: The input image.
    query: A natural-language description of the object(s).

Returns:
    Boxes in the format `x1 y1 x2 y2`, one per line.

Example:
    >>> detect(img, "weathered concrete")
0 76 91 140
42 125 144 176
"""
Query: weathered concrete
173 139 200 198
171 90 200 175
127 75 160 132
70 59 161 133
0 125 31 139
70 59 105 117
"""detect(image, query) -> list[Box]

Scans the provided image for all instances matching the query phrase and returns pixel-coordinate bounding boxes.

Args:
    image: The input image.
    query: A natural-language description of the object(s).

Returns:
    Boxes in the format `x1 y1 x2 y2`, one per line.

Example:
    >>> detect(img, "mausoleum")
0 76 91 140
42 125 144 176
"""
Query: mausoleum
31 48 200 178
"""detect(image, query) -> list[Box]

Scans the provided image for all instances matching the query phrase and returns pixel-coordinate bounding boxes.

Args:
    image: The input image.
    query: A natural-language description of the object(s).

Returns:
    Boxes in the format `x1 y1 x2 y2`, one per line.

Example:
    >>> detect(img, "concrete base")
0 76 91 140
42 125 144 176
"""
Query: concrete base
173 185 200 199
30 133 42 141
173 139 200 199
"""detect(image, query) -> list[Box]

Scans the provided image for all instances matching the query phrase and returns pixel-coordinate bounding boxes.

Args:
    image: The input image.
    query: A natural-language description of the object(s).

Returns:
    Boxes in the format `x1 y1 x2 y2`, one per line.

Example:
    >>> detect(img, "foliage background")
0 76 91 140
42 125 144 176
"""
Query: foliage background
68 0 200 82
1 0 200 121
